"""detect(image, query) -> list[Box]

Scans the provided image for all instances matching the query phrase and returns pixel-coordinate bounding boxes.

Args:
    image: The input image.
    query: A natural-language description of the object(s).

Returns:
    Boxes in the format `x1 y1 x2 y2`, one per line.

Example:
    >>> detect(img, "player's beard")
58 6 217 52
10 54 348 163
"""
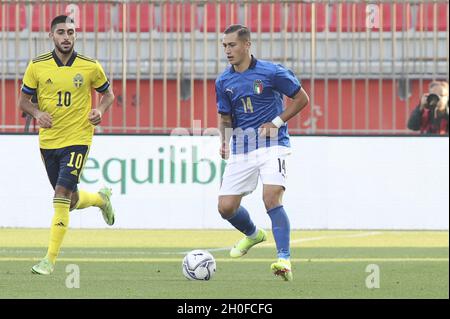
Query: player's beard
55 42 74 55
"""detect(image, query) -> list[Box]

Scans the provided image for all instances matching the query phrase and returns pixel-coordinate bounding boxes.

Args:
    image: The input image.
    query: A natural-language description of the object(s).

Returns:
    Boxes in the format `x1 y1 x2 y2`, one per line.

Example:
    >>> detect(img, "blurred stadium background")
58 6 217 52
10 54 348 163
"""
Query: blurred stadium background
0 0 448 299
0 0 448 134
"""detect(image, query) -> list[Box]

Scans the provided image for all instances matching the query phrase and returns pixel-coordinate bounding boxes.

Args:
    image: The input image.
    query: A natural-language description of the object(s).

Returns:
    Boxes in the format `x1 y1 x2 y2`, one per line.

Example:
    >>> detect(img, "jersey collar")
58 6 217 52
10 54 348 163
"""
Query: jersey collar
230 55 257 73
52 49 77 67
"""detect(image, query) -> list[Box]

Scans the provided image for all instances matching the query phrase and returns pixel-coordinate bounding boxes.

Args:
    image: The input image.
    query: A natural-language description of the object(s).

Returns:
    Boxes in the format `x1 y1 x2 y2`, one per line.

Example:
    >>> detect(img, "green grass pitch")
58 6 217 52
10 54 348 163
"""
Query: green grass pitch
0 229 448 299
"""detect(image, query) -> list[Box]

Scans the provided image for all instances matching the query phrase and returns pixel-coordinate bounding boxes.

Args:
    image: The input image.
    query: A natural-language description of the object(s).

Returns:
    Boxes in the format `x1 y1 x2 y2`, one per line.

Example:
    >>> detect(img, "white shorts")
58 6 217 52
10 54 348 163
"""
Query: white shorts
219 146 291 196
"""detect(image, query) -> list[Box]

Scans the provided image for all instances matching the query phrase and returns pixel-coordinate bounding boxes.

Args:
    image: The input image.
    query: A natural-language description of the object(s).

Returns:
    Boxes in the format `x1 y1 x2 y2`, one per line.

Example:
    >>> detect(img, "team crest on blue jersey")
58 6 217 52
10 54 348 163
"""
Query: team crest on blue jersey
73 74 84 88
253 80 263 94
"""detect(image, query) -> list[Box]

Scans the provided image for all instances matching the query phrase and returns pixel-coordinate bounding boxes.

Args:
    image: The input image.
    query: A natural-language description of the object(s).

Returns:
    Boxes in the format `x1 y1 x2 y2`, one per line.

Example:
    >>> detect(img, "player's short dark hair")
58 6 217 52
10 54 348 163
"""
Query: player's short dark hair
224 24 251 42
50 15 75 31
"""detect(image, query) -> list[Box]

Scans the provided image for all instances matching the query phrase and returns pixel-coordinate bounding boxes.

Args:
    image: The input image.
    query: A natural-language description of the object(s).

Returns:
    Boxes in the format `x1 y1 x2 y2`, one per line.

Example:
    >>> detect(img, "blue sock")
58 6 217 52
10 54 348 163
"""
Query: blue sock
267 205 290 259
226 206 256 236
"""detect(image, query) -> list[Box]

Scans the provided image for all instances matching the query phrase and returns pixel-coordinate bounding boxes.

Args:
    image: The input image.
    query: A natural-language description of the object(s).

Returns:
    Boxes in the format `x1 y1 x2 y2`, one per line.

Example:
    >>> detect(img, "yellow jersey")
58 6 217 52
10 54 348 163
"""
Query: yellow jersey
21 50 110 149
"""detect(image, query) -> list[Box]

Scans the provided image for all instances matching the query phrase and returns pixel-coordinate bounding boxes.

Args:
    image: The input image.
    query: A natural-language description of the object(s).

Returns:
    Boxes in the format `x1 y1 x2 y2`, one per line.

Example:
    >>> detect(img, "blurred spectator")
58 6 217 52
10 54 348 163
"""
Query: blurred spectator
407 81 449 135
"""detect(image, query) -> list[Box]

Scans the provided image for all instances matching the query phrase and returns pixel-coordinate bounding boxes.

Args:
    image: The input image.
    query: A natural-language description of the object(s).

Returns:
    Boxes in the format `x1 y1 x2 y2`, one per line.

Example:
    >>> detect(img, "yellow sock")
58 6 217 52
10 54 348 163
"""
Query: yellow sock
47 198 70 264
74 190 104 210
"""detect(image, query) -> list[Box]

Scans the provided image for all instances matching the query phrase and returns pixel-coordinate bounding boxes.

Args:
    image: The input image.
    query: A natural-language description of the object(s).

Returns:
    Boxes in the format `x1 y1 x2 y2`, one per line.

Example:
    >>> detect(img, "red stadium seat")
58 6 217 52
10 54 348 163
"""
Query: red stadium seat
246 3 326 33
155 3 195 32
118 3 155 32
247 3 282 32
380 3 412 31
329 3 411 32
199 3 239 33
415 3 448 31
31 3 111 32
0 3 26 31
287 3 327 32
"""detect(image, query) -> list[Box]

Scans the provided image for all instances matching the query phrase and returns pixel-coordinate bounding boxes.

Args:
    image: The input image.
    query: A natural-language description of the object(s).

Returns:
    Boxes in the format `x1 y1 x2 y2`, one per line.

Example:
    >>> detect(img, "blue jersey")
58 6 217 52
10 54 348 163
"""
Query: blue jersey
215 56 301 154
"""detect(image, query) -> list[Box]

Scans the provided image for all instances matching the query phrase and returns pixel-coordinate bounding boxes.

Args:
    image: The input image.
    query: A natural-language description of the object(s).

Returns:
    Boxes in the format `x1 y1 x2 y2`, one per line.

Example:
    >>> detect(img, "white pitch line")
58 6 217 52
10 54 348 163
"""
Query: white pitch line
0 231 384 256
177 231 384 254
1 257 447 263
275 231 384 245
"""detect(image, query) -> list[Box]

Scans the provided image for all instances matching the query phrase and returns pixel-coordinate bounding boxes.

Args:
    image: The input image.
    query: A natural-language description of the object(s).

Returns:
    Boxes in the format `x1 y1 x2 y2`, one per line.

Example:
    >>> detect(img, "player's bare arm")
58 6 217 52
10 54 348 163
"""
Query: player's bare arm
259 87 309 137
18 91 52 128
219 114 232 159
89 86 115 126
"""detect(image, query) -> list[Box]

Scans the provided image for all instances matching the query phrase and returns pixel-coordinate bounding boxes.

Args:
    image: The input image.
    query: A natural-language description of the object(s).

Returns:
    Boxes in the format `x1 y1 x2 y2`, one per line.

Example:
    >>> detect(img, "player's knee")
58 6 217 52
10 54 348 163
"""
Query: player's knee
54 185 73 208
263 196 282 211
54 188 72 198
70 192 79 210
217 202 237 219
263 187 284 210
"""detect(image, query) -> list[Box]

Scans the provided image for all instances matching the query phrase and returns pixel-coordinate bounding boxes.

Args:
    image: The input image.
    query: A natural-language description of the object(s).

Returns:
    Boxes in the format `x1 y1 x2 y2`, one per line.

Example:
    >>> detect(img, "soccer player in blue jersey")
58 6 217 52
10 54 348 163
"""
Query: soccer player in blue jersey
215 25 309 281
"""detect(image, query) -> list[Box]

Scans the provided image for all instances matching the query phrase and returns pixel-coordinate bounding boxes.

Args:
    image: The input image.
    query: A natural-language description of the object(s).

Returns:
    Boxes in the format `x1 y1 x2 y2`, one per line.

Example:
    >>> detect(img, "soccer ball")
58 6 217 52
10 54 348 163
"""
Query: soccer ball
182 249 216 281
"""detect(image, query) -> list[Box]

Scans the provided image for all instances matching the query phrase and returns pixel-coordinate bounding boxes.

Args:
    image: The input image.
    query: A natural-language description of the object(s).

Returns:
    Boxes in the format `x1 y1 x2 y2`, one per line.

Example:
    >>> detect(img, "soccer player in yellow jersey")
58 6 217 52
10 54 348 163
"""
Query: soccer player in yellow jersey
18 15 116 275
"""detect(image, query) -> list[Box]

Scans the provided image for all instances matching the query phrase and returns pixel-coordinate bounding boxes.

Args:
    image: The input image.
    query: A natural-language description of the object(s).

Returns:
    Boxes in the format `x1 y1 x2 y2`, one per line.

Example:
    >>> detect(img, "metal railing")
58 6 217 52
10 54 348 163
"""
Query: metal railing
0 0 448 134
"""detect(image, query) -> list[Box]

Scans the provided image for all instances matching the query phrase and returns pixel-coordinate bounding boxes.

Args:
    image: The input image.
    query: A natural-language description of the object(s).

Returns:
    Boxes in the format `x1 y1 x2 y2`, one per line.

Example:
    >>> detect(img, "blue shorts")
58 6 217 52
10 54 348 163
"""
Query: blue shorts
40 145 90 192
